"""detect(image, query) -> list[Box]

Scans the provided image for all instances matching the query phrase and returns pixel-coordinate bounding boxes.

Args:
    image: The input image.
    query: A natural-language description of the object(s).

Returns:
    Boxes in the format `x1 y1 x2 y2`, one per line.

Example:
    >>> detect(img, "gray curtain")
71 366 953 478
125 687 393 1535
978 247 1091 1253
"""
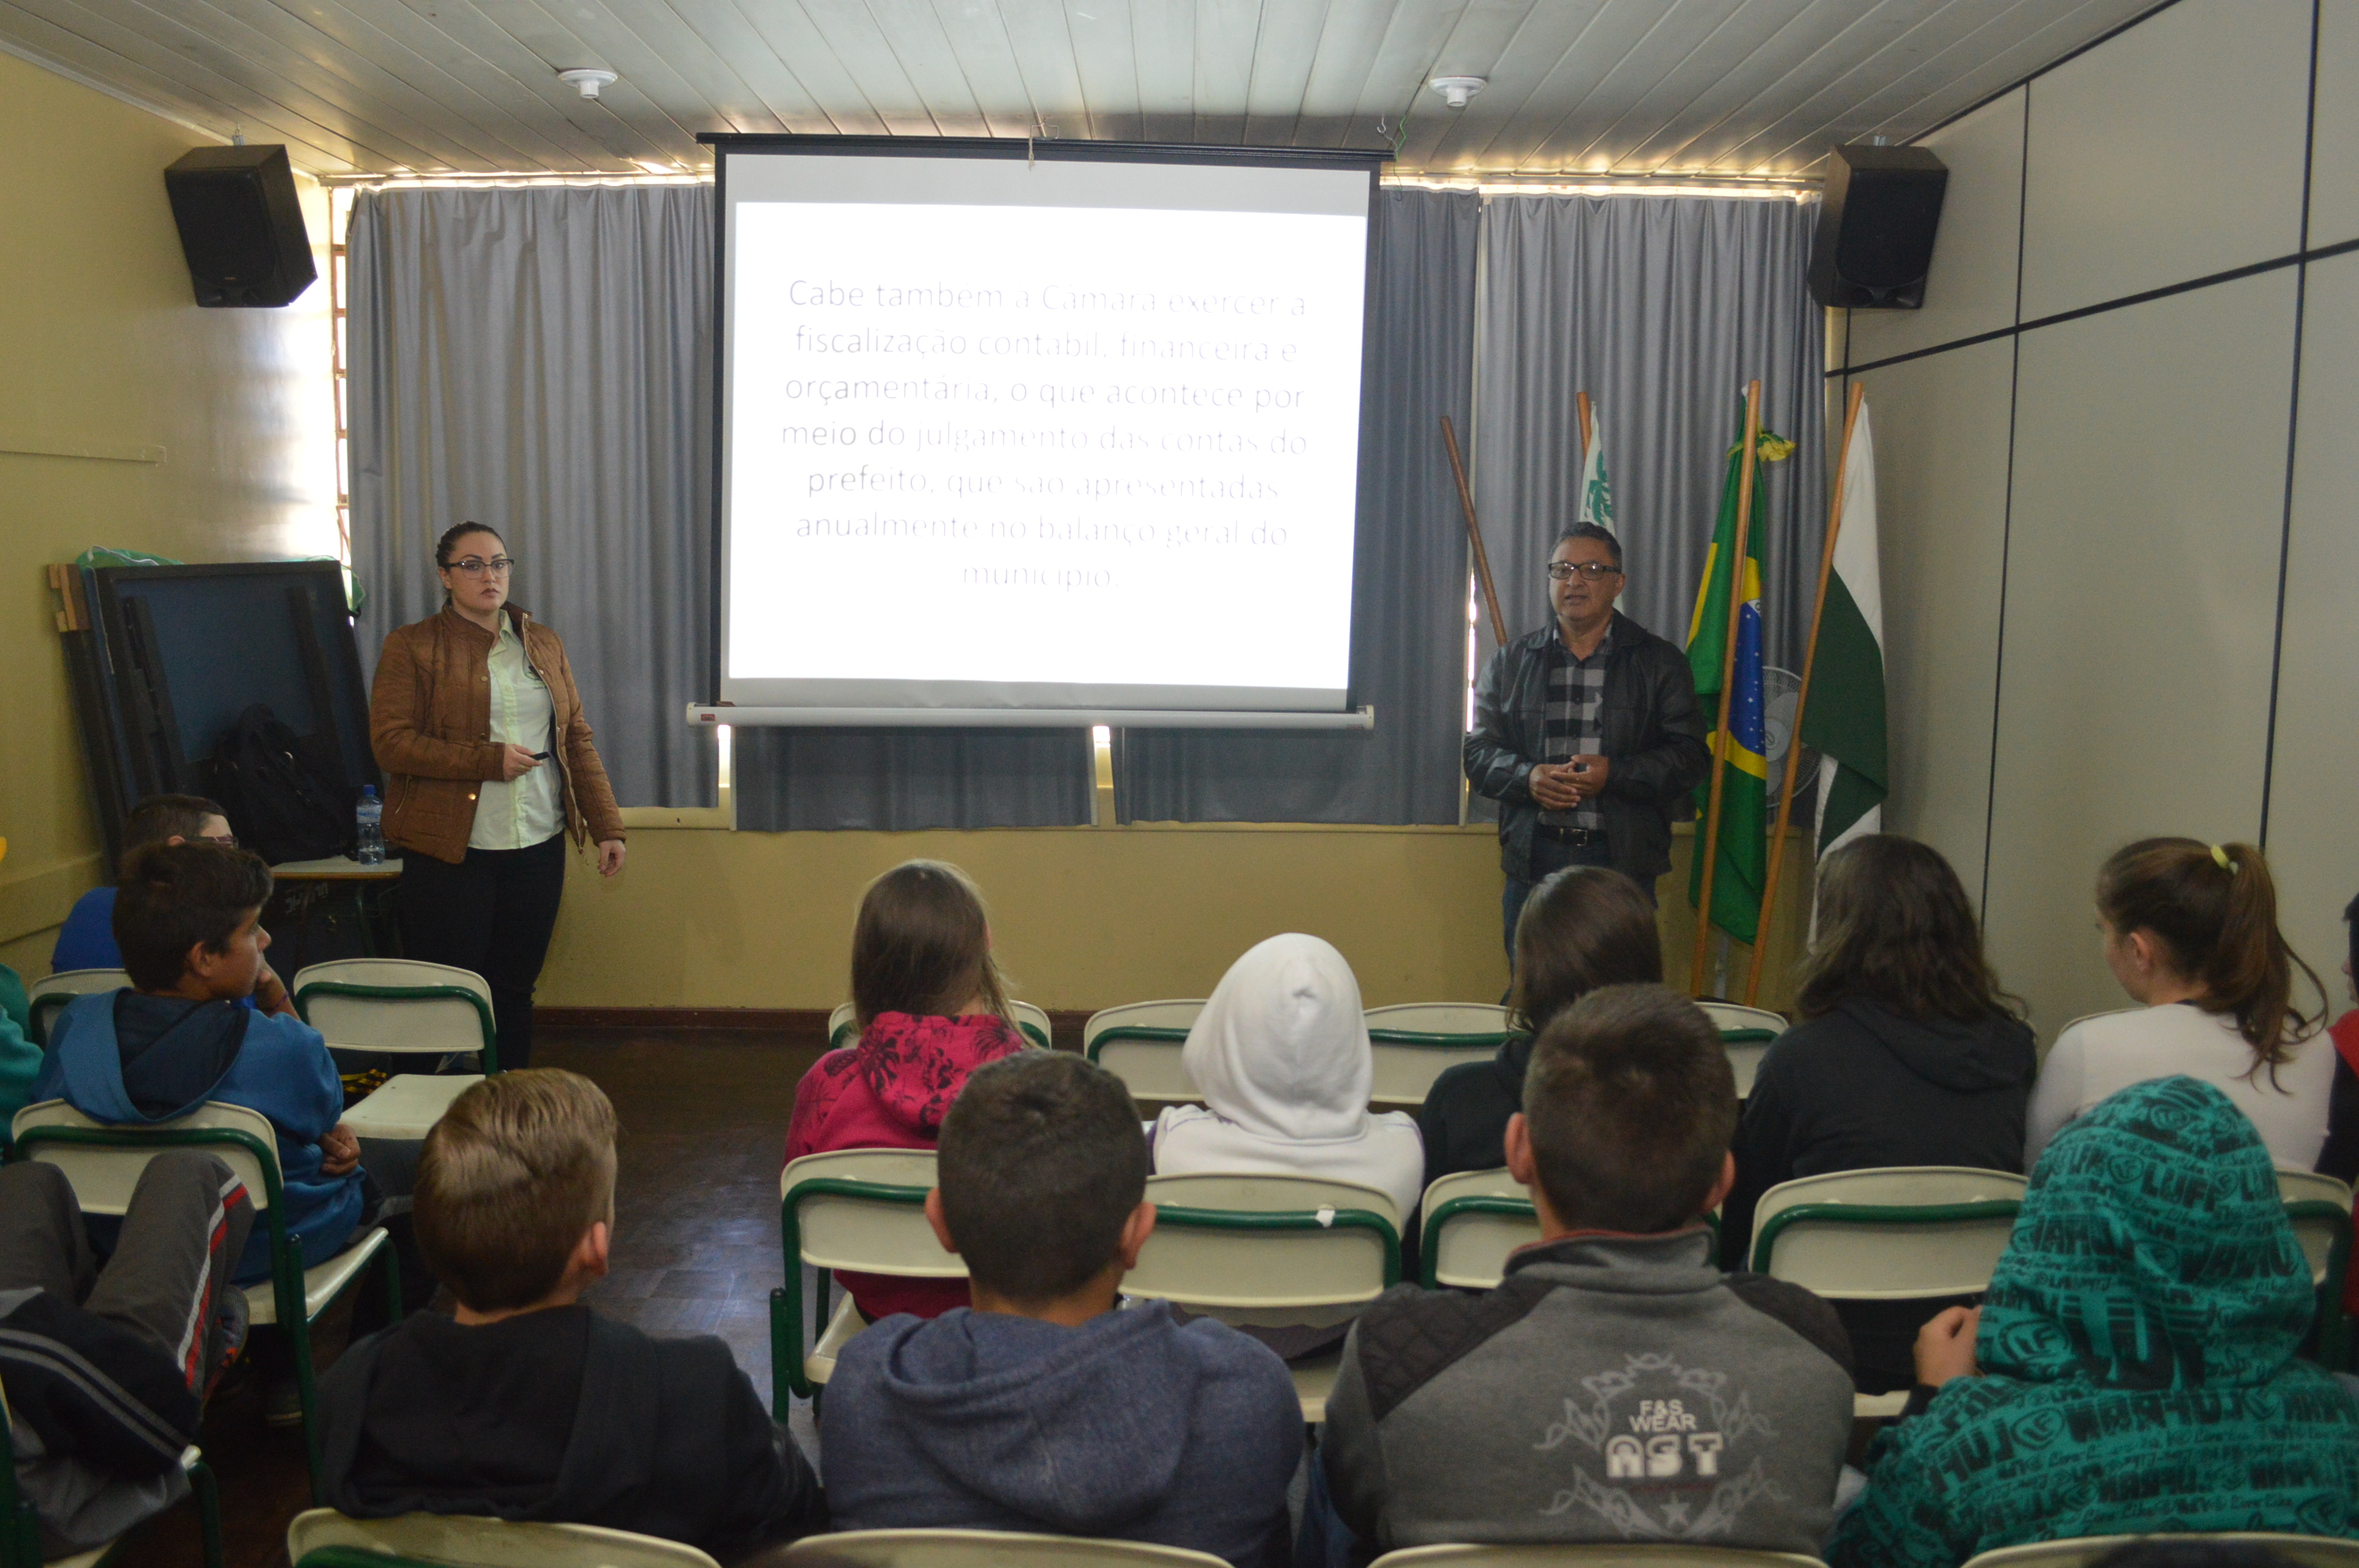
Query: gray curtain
1473 196 1827 684
733 725 1092 830
347 183 717 809
1110 187 1481 825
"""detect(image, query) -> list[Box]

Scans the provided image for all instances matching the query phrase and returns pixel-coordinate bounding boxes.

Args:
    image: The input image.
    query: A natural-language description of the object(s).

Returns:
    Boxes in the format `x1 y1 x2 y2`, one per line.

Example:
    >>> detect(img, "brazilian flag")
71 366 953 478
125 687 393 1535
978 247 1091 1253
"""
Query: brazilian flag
1685 408 1793 946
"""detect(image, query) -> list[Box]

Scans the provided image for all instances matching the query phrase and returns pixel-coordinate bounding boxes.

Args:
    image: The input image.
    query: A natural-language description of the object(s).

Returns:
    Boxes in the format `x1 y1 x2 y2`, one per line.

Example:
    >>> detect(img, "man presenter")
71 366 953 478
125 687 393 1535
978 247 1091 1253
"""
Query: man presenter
1465 525 1710 954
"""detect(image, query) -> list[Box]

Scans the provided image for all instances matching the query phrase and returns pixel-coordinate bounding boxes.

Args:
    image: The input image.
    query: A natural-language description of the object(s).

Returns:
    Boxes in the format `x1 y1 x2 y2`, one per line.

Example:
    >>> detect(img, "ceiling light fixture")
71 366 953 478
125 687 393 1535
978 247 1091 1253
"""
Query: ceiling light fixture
1429 76 1487 110
559 68 618 100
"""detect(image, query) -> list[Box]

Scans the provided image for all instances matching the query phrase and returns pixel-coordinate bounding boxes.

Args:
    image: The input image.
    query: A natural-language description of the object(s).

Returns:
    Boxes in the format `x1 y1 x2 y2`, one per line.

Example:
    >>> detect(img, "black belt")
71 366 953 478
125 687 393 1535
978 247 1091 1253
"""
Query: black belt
1535 825 1608 847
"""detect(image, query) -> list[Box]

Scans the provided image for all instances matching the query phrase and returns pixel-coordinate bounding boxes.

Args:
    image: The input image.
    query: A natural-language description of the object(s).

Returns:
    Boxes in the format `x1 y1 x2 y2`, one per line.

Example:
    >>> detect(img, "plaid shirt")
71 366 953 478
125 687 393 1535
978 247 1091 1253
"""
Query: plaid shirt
1539 624 1612 830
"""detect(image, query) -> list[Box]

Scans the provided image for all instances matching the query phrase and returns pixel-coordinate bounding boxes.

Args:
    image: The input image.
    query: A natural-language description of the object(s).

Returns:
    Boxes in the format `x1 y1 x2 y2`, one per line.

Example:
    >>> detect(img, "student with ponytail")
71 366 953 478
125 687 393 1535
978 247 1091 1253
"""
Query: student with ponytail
2025 838 2333 1168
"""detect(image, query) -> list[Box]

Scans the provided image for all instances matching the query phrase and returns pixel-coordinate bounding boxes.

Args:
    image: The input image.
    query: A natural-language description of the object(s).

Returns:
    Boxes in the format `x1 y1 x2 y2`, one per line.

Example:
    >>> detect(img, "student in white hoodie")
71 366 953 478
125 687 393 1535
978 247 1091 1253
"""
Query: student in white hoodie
2026 837 2335 1170
1151 934 1425 1225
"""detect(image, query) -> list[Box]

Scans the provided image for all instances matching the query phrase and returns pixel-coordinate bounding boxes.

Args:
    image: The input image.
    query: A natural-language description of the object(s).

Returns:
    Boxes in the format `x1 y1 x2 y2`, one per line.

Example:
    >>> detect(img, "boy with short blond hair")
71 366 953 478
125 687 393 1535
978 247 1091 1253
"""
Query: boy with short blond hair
318 1070 823 1562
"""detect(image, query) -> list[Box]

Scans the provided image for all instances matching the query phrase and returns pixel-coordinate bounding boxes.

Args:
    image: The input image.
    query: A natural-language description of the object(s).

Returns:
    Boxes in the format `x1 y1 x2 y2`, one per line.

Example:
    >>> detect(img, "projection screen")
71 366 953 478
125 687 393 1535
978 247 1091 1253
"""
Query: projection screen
711 139 1382 724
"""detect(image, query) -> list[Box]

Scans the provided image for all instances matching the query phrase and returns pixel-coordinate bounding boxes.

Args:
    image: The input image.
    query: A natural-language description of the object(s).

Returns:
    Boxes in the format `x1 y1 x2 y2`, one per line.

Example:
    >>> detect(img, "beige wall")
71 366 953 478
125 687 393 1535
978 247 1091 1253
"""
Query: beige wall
0 50 336 975
1838 0 2354 1038
535 821 1815 1016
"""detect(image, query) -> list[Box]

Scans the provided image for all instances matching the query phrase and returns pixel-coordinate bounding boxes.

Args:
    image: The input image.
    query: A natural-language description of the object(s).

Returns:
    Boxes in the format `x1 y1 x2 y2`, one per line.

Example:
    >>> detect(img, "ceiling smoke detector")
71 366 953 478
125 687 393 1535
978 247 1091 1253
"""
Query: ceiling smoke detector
1429 75 1487 110
559 68 618 100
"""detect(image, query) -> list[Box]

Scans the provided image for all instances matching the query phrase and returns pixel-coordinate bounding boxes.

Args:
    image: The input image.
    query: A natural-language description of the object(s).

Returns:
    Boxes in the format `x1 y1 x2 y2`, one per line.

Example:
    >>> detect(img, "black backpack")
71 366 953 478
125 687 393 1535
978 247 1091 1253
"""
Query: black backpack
208 703 354 865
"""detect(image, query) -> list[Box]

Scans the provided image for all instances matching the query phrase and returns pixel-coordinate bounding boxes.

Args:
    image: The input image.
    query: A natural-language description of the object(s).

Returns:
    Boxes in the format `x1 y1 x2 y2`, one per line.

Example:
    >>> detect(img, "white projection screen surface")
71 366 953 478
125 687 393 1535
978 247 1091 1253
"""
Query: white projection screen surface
716 144 1377 717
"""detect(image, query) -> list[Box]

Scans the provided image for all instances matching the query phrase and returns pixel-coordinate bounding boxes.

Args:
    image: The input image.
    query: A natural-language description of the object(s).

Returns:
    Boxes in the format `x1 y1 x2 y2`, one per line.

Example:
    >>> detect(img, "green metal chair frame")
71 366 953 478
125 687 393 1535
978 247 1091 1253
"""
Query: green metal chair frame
769 1174 938 1410
1747 1197 2024 1279
25 971 132 1051
0 1380 223 1568
291 981 501 1075
8 1119 404 1502
1081 1025 1190 1066
2283 1197 2354 1369
1417 1192 1536 1289
827 1019 1051 1053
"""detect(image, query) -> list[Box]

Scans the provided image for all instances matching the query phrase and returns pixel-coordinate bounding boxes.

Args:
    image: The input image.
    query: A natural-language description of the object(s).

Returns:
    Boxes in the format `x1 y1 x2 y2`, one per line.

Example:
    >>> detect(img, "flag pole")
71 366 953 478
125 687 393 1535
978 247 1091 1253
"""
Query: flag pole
1441 416 1508 647
1689 380 1764 997
1576 391 1594 466
1745 381 1866 1007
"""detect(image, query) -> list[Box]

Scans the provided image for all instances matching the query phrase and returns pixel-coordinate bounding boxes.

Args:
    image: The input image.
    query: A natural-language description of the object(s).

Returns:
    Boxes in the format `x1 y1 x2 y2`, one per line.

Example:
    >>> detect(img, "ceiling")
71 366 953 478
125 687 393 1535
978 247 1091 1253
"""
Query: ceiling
0 0 2162 180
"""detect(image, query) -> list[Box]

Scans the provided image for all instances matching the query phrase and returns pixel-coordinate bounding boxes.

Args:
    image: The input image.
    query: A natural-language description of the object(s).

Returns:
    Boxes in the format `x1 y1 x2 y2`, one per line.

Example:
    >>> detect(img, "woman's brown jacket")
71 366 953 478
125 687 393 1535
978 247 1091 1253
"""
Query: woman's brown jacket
369 604 626 866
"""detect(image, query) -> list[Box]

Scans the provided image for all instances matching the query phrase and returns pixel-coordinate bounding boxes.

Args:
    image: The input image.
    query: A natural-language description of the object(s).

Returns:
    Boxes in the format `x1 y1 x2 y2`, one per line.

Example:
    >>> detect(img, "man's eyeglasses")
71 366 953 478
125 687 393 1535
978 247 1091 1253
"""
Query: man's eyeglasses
1547 561 1620 583
198 832 238 848
449 556 516 577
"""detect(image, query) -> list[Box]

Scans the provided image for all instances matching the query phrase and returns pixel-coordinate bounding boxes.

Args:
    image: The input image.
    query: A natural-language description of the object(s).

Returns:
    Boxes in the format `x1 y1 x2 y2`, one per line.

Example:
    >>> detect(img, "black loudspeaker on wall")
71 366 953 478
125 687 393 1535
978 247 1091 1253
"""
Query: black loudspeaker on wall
162 144 316 308
1808 143 1949 310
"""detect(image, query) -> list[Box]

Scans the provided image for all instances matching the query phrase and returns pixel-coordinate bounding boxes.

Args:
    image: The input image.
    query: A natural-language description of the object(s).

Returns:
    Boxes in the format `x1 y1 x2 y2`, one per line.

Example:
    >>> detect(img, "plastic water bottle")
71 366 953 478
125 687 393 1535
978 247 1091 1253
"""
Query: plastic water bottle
355 786 384 864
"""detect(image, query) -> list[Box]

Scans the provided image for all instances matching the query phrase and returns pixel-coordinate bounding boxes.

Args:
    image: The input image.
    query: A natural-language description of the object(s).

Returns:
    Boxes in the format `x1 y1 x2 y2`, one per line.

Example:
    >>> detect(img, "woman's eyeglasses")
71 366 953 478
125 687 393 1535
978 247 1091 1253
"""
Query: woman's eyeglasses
448 557 516 577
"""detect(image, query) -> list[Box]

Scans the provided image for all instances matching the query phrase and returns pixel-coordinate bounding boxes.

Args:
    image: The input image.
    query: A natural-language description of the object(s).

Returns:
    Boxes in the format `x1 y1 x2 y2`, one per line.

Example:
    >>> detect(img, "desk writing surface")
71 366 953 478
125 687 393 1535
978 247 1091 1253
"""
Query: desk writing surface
271 857 403 880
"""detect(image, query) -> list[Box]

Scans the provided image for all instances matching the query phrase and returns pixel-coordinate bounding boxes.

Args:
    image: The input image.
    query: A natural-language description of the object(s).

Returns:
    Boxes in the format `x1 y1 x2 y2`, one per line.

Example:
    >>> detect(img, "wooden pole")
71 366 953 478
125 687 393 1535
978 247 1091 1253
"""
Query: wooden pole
1745 381 1866 1007
1441 416 1508 647
1688 380 1764 997
1576 391 1594 466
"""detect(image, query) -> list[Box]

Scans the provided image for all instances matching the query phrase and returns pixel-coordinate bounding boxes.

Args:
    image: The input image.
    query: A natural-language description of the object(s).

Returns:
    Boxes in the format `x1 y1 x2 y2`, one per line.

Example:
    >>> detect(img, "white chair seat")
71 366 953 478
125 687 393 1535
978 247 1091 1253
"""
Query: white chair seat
249 1227 391 1327
1419 1168 1540 1290
1961 1535 2359 1568
288 1507 722 1568
808 1293 871 1386
1292 1349 1342 1425
45 1547 110 1568
339 1073 482 1141
1853 1389 1910 1419
781 1528 1230 1566
1370 1545 1830 1566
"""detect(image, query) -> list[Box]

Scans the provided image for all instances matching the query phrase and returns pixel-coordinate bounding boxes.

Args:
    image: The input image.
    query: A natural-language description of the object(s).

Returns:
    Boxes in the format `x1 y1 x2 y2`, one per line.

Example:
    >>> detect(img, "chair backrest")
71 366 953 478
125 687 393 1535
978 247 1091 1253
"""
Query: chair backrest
780 1149 965 1279
12 1098 285 1213
2279 1167 2356 1290
779 1528 1230 1566
1697 1003 1787 1099
1128 1172 1399 1319
1082 1002 1206 1104
291 959 498 1062
1961 1535 2359 1568
1364 1004 1515 1109
1750 1166 2026 1297
1419 1167 1541 1289
288 1507 722 1568
27 967 130 1045
828 1001 1053 1052
1368 1546 1831 1567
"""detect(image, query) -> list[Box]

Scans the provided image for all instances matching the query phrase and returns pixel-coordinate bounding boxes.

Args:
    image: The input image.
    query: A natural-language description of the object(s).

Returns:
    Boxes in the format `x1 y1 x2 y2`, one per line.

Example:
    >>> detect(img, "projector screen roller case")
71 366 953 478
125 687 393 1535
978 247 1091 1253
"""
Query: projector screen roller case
716 143 1377 717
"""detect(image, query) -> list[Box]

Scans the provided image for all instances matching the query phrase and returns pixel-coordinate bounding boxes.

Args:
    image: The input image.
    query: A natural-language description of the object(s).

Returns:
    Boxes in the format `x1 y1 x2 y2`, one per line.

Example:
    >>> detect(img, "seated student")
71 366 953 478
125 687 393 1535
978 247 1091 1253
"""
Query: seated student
320 1069 823 1561
1321 984 1855 1559
1153 933 1423 1225
2314 891 2359 1185
783 860 1028 1324
0 1152 252 1559
1828 1076 2359 1568
823 1052 1301 1567
1719 835 2035 1390
51 797 291 1015
0 840 38 1121
33 842 363 1283
2026 839 2335 1169
1418 866 1661 1187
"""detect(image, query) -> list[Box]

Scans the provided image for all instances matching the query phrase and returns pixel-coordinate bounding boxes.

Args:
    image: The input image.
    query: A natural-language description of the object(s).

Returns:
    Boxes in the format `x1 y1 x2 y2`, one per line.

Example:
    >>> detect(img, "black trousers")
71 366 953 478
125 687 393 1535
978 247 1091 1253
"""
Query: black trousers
394 832 567 1071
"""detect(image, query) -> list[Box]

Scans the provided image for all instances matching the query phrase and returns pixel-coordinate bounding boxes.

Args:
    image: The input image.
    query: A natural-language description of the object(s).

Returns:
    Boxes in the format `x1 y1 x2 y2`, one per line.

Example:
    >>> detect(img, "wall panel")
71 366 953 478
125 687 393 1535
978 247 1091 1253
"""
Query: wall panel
1853 339 2016 904
2268 249 2359 993
1986 270 2299 1036
2019 0 2309 321
2310 0 2359 248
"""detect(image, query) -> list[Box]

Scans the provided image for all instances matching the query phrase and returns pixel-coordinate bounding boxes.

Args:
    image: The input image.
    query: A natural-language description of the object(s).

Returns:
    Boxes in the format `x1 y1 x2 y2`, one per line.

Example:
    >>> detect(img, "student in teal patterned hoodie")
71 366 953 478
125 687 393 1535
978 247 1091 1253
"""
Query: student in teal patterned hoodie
1830 1074 2359 1568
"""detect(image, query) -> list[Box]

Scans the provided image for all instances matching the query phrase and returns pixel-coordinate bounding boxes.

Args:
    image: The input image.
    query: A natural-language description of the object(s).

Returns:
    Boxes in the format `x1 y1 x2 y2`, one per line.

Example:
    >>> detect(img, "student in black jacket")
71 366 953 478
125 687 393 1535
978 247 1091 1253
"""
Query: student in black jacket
1719 834 2034 1392
318 1070 824 1562
1419 865 1662 1189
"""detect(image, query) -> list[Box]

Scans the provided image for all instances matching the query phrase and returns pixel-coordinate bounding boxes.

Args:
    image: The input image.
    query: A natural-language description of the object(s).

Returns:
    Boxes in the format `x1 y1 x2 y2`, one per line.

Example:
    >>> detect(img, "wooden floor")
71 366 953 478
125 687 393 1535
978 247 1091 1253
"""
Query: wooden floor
114 1024 828 1568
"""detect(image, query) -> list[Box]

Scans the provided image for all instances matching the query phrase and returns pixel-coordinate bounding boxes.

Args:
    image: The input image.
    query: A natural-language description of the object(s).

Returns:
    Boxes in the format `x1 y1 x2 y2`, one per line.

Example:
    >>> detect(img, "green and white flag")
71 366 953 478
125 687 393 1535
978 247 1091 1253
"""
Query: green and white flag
1577 413 1615 528
1802 401 1888 853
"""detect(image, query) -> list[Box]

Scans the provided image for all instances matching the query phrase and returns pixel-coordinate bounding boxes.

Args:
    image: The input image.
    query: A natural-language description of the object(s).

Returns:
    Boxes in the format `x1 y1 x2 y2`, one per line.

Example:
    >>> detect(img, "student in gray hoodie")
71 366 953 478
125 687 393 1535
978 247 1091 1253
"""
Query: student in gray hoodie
1321 984 1855 1559
821 1051 1303 1567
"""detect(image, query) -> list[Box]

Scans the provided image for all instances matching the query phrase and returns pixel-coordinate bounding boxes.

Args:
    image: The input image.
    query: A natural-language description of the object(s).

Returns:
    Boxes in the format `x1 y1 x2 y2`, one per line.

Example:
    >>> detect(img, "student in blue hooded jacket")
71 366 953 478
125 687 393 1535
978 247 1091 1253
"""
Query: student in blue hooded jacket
33 840 362 1283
